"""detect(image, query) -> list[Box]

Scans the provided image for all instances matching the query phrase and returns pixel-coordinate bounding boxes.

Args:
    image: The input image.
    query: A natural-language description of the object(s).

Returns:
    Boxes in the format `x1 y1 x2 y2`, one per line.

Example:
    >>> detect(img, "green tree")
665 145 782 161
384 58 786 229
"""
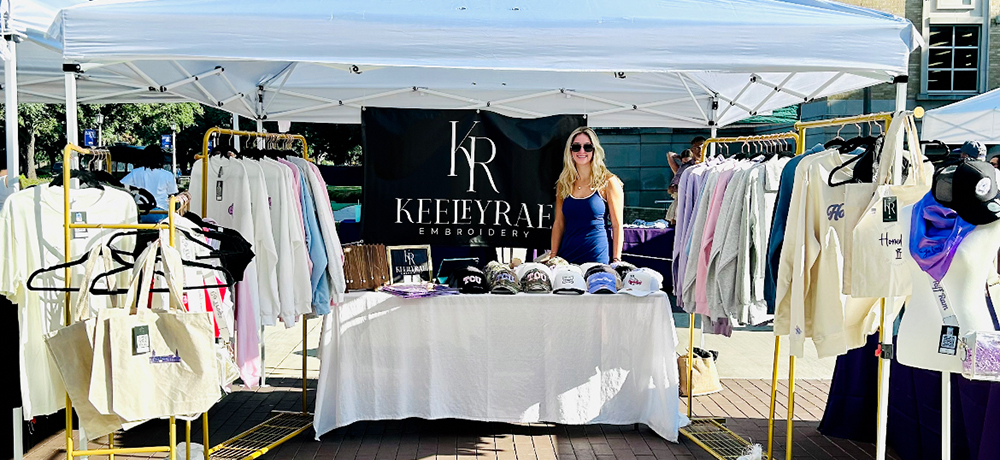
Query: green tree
18 104 61 178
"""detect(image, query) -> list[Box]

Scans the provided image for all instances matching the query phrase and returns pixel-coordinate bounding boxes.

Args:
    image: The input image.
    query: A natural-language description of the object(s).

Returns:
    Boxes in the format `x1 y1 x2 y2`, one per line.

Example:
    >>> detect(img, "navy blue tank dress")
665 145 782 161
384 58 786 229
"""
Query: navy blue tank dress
559 190 610 264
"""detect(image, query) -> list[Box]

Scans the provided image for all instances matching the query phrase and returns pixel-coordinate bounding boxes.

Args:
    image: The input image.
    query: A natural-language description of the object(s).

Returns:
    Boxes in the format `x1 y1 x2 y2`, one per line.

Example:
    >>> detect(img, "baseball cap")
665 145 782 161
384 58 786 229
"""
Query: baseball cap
520 267 553 293
587 272 618 294
961 141 987 161
489 265 520 294
448 266 489 294
933 159 1000 225
584 264 622 289
552 267 586 294
515 262 551 281
580 262 601 277
611 261 638 280
620 269 663 297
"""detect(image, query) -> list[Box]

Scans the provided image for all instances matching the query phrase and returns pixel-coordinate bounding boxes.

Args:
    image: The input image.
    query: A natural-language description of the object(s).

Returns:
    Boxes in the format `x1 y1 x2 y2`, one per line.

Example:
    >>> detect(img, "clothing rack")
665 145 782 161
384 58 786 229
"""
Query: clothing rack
196 127 315 460
679 131 801 459
58 144 202 460
699 131 802 162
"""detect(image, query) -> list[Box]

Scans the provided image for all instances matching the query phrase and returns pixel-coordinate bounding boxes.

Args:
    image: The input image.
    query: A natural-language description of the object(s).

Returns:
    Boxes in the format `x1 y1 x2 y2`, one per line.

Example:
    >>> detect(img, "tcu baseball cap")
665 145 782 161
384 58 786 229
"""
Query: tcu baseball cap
620 269 663 297
933 159 1000 225
520 267 553 293
448 266 488 294
489 266 520 294
552 267 586 294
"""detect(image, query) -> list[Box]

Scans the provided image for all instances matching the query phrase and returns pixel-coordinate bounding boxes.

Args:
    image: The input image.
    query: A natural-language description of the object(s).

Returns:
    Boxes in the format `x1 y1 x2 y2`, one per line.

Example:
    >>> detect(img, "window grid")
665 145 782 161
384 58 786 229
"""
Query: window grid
926 25 980 93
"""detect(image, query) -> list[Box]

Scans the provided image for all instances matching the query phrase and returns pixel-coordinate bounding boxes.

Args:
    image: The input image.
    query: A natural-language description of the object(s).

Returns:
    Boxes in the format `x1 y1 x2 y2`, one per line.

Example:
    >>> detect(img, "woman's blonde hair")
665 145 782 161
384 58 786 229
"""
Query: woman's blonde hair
556 127 612 199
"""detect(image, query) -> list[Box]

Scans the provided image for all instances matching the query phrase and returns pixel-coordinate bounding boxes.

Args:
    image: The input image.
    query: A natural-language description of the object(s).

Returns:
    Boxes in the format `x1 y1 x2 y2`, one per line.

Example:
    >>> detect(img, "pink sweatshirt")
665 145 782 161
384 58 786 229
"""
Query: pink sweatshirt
695 167 737 314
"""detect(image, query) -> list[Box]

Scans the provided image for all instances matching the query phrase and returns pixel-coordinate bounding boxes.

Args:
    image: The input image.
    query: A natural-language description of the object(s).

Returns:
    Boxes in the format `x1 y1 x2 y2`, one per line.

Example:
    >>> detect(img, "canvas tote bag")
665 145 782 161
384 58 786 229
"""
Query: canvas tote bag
851 114 932 298
105 237 220 421
677 348 722 396
45 244 132 438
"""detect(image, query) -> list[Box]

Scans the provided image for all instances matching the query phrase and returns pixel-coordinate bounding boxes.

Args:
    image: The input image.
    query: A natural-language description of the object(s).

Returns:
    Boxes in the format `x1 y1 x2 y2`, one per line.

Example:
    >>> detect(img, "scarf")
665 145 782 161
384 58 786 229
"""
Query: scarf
909 192 977 281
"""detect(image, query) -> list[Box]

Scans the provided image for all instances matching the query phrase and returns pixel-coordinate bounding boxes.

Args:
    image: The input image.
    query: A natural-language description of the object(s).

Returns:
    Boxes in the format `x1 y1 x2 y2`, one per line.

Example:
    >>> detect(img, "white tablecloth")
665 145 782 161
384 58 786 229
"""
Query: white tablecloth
313 291 685 441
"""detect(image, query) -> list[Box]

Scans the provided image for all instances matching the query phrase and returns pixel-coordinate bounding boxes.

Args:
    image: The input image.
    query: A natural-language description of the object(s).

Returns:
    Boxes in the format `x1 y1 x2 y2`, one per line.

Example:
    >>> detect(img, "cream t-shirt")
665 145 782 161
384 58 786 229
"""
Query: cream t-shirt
0 185 137 419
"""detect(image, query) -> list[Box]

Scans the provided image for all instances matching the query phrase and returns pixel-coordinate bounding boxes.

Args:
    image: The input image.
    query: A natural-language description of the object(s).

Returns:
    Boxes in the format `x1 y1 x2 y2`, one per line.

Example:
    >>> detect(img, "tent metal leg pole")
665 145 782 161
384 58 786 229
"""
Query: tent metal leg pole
232 113 240 152
767 336 780 460
785 355 795 460
942 372 951 460
303 317 309 414
6 37 19 179
687 314 695 418
13 408 22 460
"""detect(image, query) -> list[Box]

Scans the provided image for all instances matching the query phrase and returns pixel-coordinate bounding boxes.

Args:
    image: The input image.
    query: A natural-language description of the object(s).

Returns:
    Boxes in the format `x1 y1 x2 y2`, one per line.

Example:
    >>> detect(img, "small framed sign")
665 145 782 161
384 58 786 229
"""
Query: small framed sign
386 245 433 284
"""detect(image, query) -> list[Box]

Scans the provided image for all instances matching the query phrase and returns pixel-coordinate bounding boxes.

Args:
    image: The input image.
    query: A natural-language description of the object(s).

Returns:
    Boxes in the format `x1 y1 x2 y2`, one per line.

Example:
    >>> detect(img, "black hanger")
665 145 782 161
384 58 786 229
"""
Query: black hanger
26 252 97 292
89 240 236 295
827 136 882 186
49 170 105 190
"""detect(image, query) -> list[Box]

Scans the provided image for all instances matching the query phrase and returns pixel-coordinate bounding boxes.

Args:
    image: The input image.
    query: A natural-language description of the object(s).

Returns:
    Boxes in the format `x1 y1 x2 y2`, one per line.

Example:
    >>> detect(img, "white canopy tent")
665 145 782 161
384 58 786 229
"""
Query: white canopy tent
2 0 185 176
46 0 921 128
921 88 1000 145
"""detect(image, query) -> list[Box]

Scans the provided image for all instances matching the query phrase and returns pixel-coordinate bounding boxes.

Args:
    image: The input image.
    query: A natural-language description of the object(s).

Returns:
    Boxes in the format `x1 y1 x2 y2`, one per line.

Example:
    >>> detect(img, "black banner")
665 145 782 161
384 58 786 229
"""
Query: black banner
361 108 586 247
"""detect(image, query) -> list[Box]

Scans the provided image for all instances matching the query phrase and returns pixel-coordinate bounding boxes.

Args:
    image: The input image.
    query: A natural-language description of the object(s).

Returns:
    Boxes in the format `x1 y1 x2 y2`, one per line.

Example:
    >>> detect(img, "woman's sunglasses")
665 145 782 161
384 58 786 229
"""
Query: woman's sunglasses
571 143 595 153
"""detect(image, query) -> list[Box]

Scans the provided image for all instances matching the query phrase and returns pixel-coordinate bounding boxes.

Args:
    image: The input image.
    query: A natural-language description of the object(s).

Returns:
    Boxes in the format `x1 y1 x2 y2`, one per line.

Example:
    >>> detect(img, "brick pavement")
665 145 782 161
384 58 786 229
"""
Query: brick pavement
23 378 896 460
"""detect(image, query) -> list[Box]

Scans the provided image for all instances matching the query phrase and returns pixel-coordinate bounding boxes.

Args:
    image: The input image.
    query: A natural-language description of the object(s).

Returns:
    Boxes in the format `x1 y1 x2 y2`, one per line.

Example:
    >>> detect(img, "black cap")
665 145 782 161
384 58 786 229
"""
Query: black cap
933 159 1000 225
448 266 489 294
611 261 637 281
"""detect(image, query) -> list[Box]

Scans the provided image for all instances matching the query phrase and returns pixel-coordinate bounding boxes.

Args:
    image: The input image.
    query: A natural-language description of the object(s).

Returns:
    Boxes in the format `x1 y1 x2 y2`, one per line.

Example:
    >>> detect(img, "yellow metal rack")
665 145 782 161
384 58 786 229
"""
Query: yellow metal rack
197 127 314 460
681 131 801 460
59 144 204 460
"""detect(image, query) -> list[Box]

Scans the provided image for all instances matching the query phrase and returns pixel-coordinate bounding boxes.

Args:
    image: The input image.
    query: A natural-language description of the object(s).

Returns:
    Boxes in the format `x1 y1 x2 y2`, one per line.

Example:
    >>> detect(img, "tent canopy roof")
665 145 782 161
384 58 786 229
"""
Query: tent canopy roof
14 0 923 127
921 88 1000 144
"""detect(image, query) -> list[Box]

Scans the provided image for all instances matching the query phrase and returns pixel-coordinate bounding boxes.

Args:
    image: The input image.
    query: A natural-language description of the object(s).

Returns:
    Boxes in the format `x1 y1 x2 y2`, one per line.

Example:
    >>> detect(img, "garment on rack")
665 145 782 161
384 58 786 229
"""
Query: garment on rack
681 162 722 312
694 163 737 315
764 143 825 315
291 158 346 305
774 150 881 358
0 185 137 419
261 157 312 325
241 159 281 327
190 156 262 388
295 164 331 313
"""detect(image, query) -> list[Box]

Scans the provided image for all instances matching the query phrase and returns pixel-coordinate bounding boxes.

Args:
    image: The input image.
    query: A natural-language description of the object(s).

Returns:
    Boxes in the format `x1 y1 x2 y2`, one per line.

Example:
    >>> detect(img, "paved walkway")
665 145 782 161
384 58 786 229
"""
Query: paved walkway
22 315 896 460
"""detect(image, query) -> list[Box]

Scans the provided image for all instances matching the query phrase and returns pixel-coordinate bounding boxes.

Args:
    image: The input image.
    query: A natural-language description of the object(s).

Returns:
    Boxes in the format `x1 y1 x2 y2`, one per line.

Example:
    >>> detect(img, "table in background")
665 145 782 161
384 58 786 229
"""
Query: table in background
621 227 674 294
313 291 684 442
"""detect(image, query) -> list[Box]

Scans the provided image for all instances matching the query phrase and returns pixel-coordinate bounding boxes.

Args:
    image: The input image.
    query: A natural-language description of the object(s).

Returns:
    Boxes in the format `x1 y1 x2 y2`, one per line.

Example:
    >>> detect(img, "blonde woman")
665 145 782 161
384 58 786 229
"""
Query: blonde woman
549 127 624 265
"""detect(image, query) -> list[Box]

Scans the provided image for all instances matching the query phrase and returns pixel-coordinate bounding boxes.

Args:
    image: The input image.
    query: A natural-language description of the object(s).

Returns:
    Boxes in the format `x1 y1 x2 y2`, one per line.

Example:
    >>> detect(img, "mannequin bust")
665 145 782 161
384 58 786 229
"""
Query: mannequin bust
896 203 1000 372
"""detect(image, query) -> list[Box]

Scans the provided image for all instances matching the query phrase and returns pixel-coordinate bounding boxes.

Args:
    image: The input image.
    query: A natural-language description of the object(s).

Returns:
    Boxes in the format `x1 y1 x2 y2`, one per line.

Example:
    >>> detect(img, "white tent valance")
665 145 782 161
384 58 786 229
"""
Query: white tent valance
43 0 922 127
921 88 1000 145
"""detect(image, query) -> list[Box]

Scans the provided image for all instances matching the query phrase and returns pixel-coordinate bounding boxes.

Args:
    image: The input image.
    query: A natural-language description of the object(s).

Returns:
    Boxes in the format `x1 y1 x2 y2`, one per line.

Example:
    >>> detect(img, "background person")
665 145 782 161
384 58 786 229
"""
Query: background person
549 127 624 265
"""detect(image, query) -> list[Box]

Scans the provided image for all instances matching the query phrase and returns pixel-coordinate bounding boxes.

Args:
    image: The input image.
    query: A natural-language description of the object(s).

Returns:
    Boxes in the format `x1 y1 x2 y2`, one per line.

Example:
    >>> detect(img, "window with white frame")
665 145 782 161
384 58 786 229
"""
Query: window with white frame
926 25 981 93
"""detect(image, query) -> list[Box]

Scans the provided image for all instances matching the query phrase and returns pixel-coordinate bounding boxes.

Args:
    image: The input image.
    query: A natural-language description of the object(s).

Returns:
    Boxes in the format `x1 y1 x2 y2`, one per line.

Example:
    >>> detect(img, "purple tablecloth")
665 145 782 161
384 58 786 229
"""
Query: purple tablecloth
621 227 674 295
820 332 1000 460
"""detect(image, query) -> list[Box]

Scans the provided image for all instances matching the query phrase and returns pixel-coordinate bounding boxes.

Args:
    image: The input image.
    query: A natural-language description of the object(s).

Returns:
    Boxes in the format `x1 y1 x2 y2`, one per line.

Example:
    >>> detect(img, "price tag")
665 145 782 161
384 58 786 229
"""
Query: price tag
216 181 224 201
133 325 150 355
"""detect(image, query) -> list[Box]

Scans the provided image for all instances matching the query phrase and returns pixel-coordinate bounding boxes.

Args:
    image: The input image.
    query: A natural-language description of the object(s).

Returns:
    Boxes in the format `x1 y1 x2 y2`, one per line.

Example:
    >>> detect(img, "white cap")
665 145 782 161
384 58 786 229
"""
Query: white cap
552 268 586 295
633 267 664 283
516 262 552 282
620 269 663 297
